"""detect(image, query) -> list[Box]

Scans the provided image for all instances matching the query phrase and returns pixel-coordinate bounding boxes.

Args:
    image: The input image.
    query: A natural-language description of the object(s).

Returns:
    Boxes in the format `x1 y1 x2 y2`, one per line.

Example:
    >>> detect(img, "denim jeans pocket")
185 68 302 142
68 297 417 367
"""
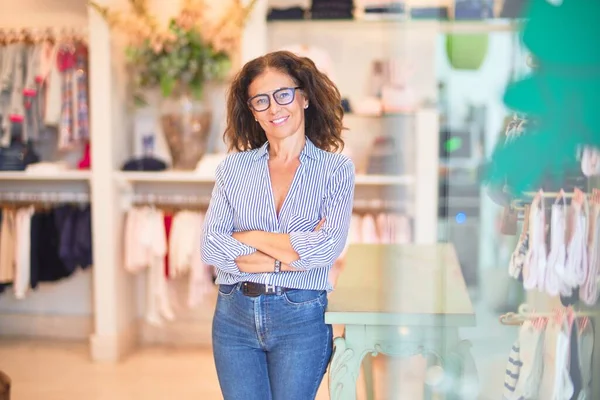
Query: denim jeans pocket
218 284 237 297
283 290 326 307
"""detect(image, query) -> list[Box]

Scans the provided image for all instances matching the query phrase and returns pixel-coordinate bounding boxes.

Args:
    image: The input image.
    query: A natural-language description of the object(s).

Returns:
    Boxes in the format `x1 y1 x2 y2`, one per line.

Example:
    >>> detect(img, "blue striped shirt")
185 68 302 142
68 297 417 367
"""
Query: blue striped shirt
200 137 355 291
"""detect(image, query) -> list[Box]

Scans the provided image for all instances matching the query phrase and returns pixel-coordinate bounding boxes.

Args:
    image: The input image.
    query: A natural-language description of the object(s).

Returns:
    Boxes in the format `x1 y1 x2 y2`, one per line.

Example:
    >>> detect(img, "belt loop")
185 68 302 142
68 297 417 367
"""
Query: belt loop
276 286 282 296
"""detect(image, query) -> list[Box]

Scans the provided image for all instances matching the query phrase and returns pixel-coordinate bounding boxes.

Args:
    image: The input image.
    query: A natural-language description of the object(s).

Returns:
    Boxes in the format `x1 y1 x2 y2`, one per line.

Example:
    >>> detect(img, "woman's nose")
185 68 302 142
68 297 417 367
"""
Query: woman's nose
268 99 282 114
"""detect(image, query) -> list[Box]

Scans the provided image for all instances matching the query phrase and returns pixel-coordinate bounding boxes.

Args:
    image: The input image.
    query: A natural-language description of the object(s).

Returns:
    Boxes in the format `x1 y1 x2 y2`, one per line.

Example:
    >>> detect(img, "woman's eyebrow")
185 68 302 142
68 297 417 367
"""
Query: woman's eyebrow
251 87 289 97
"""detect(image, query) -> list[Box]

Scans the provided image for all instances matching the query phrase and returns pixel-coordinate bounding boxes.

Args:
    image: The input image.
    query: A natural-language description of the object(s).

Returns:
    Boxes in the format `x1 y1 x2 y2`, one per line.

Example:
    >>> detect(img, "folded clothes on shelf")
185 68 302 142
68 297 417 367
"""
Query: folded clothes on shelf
121 157 168 171
25 161 70 173
267 6 307 20
410 6 449 19
359 0 406 15
310 0 355 19
454 0 494 19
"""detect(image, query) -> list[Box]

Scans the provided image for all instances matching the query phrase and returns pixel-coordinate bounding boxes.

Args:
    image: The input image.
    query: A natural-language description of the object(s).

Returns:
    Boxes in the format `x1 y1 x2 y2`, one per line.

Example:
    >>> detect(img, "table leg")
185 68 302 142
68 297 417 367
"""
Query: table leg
442 339 478 400
329 327 369 400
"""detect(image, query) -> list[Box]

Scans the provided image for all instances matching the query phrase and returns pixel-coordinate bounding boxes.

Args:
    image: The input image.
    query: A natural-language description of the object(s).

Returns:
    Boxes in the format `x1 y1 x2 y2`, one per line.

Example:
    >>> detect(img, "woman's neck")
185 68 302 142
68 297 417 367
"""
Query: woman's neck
268 134 306 163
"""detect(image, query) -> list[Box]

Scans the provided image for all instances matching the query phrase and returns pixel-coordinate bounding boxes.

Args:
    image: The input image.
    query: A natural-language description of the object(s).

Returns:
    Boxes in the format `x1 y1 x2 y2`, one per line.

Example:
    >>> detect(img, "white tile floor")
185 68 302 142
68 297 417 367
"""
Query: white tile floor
0 298 513 400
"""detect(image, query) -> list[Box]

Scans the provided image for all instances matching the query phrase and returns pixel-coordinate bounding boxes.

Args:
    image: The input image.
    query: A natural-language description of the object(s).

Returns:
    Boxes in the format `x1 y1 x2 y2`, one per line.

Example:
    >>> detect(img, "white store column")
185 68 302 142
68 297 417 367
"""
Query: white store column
88 0 138 362
241 0 269 63
414 108 440 244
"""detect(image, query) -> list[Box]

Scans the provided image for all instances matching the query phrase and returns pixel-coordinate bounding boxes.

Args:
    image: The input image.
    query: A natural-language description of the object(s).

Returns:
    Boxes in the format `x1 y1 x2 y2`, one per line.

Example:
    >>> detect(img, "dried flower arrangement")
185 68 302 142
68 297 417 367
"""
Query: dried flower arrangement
90 0 257 104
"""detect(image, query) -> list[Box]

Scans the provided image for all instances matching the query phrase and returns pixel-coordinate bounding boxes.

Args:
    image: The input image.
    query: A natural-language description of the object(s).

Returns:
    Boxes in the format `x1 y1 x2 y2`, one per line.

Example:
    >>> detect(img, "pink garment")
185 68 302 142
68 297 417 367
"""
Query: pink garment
376 213 392 244
361 214 379 244
164 213 173 278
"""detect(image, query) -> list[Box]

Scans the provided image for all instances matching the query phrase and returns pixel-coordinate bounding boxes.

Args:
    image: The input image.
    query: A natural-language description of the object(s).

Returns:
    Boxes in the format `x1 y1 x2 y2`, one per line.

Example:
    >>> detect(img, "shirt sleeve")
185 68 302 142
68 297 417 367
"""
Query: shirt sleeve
200 162 256 275
289 158 355 270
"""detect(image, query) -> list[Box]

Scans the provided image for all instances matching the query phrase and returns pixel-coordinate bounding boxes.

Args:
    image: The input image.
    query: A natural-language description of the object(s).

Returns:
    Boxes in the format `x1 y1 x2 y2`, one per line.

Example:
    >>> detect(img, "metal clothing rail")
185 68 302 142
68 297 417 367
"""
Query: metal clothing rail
0 26 88 37
0 191 90 204
510 189 592 211
130 193 211 206
353 198 408 212
499 303 597 326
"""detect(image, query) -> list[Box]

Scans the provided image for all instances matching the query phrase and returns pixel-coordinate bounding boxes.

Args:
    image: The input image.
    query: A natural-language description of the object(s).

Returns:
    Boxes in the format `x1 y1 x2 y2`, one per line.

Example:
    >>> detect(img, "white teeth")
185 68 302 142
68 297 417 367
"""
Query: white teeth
272 117 287 124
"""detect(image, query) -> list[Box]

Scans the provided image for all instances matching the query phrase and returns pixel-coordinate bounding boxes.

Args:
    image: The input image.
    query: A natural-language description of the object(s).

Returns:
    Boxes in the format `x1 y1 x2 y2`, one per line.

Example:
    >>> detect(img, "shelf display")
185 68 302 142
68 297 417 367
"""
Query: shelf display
0 28 89 172
90 0 258 170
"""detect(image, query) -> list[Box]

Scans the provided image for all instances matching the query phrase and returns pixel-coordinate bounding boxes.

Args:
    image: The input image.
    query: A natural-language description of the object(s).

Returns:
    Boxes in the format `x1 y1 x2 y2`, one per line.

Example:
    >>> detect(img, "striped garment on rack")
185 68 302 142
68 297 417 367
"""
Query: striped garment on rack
503 340 524 400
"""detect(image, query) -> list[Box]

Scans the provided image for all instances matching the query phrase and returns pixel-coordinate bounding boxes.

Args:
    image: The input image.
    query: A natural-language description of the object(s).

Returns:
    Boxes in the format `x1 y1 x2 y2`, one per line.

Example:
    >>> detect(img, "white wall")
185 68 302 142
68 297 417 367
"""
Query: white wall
267 21 438 106
0 0 88 28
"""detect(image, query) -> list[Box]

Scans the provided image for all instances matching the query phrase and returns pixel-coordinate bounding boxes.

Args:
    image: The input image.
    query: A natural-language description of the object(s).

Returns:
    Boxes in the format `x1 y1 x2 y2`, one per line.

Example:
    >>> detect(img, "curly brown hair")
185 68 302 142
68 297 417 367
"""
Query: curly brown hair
224 50 345 153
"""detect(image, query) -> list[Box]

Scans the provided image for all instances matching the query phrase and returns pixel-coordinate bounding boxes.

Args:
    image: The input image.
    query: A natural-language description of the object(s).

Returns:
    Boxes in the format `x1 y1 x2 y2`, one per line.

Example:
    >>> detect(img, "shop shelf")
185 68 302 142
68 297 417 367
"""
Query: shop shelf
115 171 215 184
266 18 521 33
0 170 91 181
115 171 414 186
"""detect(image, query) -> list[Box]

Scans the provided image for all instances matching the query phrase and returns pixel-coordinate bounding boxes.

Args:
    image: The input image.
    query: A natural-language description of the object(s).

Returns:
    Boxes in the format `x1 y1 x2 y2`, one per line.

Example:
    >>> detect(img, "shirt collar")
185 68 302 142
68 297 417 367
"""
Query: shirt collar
253 137 321 161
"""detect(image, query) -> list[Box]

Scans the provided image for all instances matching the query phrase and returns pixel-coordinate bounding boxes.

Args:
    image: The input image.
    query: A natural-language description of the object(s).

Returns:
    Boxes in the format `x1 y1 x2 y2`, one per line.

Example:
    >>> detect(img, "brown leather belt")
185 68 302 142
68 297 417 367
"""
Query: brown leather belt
240 281 289 297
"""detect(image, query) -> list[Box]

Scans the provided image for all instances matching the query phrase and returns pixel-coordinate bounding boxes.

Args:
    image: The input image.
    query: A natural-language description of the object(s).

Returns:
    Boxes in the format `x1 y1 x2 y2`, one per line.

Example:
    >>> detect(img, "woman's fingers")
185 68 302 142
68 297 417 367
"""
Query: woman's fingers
315 218 326 231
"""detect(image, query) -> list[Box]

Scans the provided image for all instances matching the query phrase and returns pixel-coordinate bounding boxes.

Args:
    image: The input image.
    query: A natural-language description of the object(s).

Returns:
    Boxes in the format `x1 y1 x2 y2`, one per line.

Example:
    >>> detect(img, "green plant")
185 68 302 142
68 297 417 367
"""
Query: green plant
90 0 256 104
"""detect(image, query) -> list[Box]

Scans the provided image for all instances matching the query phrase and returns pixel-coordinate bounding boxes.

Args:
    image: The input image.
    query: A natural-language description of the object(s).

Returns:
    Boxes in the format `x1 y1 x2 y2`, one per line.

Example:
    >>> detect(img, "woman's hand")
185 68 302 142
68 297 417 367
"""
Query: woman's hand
233 218 325 272
236 251 295 273
315 218 325 231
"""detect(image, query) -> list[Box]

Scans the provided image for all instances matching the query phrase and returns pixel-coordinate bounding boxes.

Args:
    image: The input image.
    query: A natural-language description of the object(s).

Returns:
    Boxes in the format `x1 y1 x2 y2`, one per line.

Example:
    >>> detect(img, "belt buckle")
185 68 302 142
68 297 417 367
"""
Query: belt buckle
265 283 276 294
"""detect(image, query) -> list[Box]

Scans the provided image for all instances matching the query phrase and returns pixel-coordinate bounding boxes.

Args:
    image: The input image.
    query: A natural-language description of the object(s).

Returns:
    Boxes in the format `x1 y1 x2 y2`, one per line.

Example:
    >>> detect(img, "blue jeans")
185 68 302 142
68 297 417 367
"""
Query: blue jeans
212 283 333 400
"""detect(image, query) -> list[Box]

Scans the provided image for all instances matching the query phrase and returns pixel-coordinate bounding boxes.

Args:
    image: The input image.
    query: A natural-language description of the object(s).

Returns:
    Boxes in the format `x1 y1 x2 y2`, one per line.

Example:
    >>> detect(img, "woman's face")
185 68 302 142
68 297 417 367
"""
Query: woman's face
247 68 308 142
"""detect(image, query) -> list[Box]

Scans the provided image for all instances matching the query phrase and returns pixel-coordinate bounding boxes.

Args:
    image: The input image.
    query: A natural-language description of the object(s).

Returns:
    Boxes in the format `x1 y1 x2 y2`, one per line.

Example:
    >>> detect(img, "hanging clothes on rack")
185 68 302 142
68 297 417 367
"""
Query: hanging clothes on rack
576 317 595 400
123 205 214 326
500 306 596 400
0 28 90 171
580 191 600 305
523 191 547 291
508 189 600 305
546 195 568 297
0 202 92 298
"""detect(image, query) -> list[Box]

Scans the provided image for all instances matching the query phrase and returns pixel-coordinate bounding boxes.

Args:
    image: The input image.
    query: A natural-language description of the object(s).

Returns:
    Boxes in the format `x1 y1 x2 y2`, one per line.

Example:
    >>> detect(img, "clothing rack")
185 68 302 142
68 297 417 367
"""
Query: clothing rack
0 26 88 43
0 191 89 204
353 198 408 213
130 193 211 208
510 190 592 211
499 303 597 326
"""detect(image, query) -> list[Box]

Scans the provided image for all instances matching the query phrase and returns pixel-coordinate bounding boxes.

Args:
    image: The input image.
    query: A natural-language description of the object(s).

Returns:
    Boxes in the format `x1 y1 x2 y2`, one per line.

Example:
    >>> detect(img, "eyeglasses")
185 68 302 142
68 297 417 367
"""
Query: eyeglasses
247 87 302 112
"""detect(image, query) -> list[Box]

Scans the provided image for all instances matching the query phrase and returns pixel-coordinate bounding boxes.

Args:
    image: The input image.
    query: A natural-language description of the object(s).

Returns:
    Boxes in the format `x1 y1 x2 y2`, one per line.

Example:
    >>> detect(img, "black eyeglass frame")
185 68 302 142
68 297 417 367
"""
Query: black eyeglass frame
247 86 302 112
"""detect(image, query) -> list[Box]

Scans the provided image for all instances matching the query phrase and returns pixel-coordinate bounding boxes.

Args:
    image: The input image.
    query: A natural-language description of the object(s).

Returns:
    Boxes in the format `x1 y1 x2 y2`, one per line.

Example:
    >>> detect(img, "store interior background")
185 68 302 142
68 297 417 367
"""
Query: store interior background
0 0 585 399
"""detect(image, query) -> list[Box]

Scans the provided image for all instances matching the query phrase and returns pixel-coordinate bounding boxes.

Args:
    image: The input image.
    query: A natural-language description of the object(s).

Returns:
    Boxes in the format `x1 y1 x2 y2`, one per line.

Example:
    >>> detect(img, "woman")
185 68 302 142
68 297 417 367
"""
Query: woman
201 50 355 400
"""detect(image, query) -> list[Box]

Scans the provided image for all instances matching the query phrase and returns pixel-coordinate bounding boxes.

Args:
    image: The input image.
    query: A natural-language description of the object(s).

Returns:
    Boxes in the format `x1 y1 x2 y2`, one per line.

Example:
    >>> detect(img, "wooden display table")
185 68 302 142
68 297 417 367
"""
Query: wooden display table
326 244 476 400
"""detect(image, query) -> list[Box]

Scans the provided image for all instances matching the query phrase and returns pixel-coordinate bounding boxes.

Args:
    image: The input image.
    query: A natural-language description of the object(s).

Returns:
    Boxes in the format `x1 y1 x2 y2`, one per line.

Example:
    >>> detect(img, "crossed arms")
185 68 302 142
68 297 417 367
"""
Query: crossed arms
200 159 355 275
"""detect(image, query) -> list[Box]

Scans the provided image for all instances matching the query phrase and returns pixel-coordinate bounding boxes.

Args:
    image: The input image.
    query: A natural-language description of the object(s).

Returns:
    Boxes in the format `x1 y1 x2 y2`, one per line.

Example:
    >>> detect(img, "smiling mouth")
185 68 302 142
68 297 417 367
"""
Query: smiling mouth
270 116 289 126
